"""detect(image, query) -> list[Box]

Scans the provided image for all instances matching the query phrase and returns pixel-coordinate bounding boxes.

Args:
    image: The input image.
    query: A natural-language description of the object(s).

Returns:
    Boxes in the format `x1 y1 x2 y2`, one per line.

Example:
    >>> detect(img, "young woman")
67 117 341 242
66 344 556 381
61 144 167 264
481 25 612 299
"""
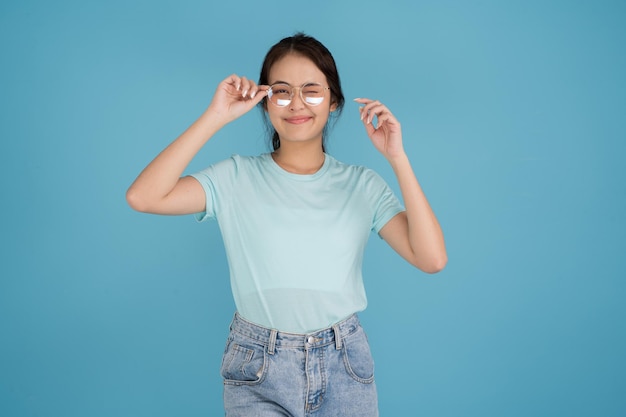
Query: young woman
127 33 446 417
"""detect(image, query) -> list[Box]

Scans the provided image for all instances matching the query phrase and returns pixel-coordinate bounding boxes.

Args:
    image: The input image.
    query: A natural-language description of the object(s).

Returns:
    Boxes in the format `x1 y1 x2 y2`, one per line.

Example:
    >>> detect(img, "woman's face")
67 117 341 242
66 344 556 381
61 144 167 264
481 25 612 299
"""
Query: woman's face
266 53 337 147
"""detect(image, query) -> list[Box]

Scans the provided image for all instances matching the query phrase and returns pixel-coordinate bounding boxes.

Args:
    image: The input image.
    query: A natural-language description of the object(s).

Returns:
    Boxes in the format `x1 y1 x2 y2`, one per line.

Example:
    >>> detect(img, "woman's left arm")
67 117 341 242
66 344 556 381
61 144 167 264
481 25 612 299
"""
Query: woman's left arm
355 98 447 273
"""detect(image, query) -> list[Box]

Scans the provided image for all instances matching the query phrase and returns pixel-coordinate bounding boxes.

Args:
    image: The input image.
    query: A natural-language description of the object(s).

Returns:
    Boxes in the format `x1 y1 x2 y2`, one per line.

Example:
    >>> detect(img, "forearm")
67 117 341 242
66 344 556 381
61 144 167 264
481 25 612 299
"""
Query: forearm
389 153 447 270
126 109 224 207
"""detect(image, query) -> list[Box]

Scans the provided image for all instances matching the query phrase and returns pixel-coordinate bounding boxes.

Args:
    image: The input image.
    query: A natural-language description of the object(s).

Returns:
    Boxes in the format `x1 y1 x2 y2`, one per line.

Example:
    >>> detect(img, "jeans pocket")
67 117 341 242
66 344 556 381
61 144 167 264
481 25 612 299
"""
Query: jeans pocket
221 335 268 386
341 327 375 384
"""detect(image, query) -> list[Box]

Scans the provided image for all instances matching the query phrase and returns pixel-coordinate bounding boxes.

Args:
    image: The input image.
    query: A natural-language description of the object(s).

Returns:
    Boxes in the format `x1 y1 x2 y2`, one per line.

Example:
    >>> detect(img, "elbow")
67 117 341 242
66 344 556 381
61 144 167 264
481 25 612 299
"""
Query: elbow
413 253 448 274
126 186 150 213
423 257 447 274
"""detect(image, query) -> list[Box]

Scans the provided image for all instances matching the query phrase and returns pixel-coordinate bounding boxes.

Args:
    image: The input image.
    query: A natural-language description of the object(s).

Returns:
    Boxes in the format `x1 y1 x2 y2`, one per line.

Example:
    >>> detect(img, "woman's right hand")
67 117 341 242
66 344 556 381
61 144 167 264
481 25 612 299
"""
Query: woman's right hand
206 74 269 125
127 74 268 215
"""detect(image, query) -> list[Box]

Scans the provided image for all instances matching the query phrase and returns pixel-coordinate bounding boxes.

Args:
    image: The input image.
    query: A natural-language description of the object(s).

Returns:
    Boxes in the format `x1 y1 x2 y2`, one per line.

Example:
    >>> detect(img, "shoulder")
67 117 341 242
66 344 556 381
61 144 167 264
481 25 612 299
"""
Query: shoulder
326 154 384 183
230 153 273 167
199 153 269 173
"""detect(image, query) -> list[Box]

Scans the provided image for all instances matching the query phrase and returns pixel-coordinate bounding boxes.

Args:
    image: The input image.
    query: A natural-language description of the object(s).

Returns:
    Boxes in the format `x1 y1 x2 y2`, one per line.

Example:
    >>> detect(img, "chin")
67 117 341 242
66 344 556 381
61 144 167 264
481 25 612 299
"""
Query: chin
278 134 322 145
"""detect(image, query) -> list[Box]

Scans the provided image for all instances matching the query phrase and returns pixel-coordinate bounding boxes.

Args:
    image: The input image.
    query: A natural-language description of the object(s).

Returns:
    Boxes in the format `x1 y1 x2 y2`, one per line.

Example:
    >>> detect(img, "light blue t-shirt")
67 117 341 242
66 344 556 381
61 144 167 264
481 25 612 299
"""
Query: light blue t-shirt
190 153 404 333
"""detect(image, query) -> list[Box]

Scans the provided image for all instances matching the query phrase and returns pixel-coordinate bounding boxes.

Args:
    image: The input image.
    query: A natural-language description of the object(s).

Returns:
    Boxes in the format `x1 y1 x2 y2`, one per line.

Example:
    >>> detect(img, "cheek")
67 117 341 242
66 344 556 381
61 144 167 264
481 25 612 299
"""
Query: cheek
316 107 332 122
266 109 286 131
266 108 280 124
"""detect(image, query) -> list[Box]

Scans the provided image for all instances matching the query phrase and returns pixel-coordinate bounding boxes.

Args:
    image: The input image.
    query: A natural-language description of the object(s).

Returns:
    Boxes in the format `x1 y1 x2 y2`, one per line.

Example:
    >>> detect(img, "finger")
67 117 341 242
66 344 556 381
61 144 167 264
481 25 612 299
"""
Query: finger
360 100 384 122
364 102 385 114
355 98 377 120
358 106 381 132
364 103 388 125
248 86 269 104
250 84 270 99
239 76 252 98
359 108 377 135
247 82 268 99
369 103 398 126
247 81 259 99
363 117 377 136
224 74 242 90
241 77 263 99
375 113 394 129
358 104 382 121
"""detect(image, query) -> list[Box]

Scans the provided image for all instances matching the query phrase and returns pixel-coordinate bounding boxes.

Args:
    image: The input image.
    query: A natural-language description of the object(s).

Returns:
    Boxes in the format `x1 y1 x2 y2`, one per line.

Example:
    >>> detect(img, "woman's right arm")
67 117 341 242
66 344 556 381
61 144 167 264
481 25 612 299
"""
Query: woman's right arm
126 75 268 215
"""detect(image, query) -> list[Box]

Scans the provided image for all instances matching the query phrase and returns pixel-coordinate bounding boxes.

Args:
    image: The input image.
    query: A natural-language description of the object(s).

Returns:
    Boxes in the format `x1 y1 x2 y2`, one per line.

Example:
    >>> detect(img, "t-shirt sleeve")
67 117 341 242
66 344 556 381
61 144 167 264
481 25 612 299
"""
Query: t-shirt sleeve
364 169 405 234
188 155 239 222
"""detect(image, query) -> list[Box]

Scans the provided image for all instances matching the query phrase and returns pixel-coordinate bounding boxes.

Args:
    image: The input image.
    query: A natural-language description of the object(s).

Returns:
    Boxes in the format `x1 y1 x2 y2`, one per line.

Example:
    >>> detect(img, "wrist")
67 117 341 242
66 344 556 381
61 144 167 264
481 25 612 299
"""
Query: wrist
386 150 409 167
200 107 230 131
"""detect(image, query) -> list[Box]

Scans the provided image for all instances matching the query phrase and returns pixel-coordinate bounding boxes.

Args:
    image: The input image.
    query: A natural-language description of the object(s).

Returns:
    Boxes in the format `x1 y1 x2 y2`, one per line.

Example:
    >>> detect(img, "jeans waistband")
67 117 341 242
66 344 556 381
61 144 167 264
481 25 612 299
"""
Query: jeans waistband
229 313 361 353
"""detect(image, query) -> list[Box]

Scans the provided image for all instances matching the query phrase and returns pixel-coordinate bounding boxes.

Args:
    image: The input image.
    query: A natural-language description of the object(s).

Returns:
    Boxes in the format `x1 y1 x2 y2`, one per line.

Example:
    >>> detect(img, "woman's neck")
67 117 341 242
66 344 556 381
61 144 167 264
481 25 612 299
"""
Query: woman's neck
271 142 325 175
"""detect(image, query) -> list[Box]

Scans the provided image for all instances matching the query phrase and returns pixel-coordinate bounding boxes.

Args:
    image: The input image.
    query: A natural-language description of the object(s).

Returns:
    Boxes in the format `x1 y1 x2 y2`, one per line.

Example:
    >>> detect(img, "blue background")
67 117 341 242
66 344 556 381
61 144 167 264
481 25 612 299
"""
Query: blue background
1 0 625 416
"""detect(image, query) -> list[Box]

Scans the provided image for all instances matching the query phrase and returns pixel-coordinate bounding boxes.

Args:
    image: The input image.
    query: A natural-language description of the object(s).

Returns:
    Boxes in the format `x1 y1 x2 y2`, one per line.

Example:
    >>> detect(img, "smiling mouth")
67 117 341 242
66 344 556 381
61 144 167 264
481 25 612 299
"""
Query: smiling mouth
285 116 312 124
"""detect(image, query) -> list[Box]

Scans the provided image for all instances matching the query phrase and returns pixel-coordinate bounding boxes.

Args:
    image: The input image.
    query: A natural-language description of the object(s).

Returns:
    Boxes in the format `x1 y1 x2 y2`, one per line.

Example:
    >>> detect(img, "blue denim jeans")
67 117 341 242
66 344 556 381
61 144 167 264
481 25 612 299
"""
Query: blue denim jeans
221 313 379 417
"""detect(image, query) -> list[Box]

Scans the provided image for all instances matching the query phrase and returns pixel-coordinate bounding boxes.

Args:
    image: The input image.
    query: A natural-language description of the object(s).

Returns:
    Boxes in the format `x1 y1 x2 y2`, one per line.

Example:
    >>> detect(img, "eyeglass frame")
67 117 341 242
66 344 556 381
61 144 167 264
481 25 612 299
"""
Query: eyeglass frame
267 82 331 107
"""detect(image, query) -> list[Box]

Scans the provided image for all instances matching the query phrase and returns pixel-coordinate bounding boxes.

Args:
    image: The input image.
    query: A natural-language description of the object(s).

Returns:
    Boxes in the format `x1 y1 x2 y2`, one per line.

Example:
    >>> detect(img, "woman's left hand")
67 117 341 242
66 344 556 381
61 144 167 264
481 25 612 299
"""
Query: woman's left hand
355 98 405 160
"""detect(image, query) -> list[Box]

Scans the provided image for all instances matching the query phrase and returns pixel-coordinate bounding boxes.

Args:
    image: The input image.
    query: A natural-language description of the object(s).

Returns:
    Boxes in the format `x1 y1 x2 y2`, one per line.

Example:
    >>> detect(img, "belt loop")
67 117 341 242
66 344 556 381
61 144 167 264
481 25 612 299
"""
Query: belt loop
332 324 342 350
267 329 278 355
229 313 237 331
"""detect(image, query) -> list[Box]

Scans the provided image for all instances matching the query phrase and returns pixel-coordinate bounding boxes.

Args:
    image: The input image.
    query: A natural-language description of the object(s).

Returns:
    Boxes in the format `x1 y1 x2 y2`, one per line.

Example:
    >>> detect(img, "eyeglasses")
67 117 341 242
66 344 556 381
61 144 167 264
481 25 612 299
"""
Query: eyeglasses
267 82 330 107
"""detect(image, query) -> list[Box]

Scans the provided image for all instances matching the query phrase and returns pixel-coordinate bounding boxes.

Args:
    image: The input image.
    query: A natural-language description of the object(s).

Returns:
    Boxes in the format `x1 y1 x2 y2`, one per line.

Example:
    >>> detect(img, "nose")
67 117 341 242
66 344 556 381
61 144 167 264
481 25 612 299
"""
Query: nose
289 87 306 110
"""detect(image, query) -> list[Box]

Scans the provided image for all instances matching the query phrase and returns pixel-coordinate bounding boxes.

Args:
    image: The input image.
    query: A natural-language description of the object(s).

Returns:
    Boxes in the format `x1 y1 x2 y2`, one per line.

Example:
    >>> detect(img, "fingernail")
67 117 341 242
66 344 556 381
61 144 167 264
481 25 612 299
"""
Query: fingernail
250 91 256 98
242 89 248 98
353 98 361 101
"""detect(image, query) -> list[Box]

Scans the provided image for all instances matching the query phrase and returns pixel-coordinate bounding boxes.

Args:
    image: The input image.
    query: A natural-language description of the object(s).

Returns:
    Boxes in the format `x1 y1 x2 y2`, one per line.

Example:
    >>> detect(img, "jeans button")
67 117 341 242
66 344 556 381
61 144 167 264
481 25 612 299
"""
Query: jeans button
307 336 315 344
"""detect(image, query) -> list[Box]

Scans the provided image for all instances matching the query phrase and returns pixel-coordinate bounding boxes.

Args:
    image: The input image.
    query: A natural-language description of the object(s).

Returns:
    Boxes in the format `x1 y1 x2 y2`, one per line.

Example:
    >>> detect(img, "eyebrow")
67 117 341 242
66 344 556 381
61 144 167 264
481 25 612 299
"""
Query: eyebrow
270 80 320 86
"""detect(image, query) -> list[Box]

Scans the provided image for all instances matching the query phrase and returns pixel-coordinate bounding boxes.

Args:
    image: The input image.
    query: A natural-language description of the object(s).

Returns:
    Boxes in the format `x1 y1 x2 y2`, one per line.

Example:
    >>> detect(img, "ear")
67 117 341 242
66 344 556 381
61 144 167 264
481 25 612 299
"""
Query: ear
330 101 338 112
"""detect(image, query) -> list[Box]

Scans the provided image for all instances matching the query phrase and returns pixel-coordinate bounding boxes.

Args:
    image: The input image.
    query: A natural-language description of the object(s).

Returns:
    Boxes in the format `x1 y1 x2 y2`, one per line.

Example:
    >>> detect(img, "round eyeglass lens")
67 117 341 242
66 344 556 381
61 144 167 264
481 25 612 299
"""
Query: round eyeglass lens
268 83 292 107
301 83 325 106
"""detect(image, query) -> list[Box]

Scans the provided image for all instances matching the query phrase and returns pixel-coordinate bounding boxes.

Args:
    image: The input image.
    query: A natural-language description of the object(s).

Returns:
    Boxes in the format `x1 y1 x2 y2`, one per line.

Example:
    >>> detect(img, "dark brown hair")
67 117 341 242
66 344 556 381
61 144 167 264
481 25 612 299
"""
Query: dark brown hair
259 33 345 151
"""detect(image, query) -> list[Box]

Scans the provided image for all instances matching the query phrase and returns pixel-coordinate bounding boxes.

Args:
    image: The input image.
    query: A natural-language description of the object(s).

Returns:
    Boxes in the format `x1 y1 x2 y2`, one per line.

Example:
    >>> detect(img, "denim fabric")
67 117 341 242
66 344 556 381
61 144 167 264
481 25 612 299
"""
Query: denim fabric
222 313 379 417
